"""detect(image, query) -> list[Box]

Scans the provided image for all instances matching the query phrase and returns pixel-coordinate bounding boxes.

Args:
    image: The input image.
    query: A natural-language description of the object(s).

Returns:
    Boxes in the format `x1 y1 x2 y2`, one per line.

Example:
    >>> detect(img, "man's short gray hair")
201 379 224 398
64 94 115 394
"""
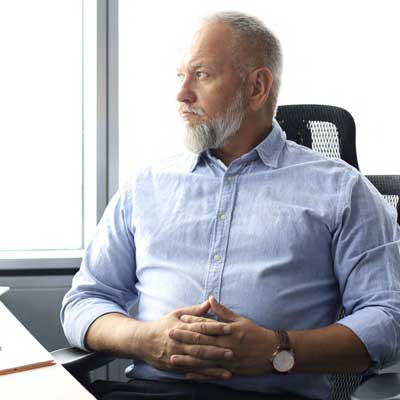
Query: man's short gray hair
203 11 283 113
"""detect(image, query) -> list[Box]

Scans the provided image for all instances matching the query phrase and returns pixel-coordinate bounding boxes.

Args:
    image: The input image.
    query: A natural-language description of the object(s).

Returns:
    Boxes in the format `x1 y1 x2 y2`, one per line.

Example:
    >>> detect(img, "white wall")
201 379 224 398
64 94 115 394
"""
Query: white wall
119 0 400 181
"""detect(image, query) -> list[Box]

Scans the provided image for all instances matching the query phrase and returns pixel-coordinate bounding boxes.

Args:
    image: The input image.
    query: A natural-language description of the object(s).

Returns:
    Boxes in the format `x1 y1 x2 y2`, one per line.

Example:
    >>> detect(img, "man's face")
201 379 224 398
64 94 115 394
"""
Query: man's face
176 23 247 153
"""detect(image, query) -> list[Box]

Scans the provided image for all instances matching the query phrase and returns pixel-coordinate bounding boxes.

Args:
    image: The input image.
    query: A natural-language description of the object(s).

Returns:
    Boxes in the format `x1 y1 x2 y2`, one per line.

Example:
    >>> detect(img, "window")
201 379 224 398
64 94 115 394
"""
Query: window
0 0 98 266
119 0 400 184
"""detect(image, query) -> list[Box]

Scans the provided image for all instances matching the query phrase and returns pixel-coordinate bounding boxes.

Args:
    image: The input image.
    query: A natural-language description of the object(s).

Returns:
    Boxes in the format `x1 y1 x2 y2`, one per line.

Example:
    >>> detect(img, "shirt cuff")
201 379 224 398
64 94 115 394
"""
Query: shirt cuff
62 298 130 352
336 306 399 371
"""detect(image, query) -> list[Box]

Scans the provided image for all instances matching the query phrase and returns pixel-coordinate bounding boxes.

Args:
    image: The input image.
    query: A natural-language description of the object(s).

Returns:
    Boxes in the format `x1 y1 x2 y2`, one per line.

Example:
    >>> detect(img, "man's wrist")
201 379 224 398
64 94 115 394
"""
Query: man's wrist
126 319 152 360
270 330 295 374
258 328 278 373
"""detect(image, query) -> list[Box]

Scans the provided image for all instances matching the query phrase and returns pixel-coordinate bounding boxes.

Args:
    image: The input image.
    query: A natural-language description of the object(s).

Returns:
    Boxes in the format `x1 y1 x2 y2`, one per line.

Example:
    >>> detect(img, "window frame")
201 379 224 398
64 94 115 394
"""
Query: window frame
0 0 119 271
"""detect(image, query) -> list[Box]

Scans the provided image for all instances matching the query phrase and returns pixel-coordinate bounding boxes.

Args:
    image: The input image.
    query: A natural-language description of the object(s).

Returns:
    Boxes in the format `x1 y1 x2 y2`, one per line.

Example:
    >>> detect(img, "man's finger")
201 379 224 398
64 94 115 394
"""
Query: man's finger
180 315 213 323
178 320 232 335
208 296 238 323
170 354 215 368
182 343 234 361
169 328 215 345
170 357 232 380
175 300 210 317
185 373 212 381
170 328 233 350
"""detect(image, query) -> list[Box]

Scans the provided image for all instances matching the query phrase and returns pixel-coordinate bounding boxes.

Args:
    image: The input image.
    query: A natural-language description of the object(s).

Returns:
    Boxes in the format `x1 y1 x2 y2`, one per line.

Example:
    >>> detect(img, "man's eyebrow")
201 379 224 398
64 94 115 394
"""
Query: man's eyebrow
190 62 215 70
176 62 215 73
191 63 207 69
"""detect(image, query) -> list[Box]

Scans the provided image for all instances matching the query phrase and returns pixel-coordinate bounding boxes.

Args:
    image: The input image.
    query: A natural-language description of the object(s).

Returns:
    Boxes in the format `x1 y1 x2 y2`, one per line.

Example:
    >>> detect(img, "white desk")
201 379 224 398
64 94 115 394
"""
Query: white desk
0 301 95 399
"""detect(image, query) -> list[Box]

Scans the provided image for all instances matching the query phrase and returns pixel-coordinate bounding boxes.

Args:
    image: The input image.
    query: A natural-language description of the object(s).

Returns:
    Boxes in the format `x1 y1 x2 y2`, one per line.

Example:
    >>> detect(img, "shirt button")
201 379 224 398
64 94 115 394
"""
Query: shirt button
213 254 221 262
219 213 226 220
227 176 233 183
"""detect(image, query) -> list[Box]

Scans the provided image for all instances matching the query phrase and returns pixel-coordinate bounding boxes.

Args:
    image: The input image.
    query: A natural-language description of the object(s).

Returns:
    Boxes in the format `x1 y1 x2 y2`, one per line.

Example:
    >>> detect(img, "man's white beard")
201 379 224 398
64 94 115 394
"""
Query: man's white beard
183 90 245 154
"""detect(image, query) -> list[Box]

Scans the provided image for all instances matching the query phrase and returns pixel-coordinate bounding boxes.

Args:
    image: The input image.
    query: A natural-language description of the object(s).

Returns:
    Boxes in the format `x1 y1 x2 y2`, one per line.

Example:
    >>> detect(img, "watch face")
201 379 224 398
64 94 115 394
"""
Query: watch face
273 350 295 373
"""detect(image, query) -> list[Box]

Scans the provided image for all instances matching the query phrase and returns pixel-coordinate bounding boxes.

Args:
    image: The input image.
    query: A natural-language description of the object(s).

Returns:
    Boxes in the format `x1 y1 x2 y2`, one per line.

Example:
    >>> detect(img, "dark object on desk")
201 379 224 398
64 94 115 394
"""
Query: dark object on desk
55 104 400 400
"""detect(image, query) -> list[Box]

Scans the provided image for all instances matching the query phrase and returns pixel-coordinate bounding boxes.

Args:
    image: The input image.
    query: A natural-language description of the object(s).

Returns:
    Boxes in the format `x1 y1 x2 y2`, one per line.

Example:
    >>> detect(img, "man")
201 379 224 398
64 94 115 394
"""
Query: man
61 11 400 400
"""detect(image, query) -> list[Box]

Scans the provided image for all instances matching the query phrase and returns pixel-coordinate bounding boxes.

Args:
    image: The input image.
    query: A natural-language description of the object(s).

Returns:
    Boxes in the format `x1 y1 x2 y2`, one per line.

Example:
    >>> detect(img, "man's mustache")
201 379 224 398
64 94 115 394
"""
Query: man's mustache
179 105 205 116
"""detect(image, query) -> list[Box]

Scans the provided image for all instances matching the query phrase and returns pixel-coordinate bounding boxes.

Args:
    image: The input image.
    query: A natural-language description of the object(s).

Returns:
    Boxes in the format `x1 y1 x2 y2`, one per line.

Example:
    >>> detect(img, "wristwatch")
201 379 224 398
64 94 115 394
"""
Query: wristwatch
271 330 295 374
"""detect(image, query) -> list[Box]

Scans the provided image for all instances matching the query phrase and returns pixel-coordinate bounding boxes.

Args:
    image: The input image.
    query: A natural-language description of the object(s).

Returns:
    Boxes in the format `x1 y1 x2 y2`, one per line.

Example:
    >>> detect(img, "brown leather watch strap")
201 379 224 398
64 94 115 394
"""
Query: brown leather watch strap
275 330 291 350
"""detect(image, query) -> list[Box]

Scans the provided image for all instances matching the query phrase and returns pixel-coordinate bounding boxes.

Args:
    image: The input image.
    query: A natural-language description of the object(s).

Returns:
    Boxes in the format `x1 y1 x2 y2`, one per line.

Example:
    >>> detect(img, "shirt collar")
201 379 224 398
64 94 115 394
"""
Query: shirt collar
255 119 286 169
187 119 286 172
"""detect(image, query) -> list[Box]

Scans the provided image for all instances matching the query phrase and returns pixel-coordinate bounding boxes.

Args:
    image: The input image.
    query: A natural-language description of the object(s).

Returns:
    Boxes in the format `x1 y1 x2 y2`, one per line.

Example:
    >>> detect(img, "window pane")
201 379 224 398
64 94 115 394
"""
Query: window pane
119 0 400 183
0 0 83 251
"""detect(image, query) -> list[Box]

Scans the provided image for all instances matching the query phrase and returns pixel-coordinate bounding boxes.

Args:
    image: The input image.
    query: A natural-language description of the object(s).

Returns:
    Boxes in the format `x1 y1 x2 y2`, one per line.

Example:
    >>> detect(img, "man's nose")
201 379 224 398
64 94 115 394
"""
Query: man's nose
176 81 196 104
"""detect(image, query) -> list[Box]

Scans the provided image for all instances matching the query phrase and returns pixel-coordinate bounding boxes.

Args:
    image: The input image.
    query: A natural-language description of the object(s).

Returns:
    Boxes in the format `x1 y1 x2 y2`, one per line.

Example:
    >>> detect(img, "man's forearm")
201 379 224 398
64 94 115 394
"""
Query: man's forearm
289 323 372 373
85 312 148 359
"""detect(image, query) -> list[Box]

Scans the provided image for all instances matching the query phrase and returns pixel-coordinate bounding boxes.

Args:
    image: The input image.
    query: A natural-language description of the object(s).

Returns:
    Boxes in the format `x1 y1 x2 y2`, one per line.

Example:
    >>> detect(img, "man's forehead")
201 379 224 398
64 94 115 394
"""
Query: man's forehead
177 53 218 72
177 23 236 71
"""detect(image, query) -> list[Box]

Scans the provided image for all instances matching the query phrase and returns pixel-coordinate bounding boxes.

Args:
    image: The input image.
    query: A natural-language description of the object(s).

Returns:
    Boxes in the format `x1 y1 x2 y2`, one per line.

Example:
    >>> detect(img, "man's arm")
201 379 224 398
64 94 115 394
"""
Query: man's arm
290 323 371 373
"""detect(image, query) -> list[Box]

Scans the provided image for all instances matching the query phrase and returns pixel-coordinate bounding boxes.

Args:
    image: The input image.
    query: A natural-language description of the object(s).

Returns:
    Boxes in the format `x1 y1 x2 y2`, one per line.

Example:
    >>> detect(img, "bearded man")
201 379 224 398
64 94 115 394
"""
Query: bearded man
61 11 400 400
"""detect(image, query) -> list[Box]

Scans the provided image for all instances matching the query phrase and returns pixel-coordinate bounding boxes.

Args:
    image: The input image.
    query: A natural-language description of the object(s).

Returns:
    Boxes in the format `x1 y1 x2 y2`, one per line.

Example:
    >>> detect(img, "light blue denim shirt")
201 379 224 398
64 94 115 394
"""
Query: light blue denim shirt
61 120 400 400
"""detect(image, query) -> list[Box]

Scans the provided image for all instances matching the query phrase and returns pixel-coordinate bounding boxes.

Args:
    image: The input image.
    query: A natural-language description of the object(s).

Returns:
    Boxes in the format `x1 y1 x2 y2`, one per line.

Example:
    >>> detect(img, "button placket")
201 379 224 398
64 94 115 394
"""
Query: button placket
203 173 236 301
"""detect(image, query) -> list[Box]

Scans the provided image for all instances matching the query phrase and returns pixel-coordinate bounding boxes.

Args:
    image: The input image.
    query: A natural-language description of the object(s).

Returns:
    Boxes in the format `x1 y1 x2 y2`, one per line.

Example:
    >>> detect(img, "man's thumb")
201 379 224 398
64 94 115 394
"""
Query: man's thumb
209 296 237 322
177 299 210 317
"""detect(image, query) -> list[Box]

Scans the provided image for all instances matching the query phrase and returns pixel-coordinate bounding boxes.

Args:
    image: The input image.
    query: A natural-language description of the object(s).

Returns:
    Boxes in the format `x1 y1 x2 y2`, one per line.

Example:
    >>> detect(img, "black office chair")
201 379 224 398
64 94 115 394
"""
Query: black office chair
54 104 400 400
276 104 400 400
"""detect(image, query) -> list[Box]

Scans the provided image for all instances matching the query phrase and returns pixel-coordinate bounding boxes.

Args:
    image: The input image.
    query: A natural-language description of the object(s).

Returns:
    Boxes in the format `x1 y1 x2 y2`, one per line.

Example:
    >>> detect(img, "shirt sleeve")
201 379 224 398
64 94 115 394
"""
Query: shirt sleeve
332 170 400 370
60 181 138 351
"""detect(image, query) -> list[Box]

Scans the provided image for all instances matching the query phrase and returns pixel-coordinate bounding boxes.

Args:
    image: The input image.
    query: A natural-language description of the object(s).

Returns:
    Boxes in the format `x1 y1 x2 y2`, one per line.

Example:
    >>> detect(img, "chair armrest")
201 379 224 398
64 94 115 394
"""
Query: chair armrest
351 373 400 400
378 361 400 374
51 347 115 375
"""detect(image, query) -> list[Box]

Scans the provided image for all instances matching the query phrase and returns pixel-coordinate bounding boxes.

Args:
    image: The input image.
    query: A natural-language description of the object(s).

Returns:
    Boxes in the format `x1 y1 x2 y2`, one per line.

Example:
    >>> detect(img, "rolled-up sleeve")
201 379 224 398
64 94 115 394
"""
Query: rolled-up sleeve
60 181 138 351
333 171 400 370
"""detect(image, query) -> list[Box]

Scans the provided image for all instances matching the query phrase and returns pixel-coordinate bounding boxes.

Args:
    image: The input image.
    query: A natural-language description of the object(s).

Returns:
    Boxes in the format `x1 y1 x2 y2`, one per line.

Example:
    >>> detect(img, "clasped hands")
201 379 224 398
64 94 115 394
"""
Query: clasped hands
139 296 275 381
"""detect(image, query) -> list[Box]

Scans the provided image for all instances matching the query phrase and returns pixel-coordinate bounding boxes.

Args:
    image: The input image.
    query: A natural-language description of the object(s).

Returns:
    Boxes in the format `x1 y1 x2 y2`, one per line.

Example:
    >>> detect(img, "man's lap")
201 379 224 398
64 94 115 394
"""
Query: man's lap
90 378 316 400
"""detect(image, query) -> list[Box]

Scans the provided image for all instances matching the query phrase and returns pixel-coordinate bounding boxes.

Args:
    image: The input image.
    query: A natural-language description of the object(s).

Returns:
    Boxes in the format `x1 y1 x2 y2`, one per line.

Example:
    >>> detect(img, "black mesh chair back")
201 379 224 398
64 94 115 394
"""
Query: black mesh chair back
276 104 359 170
276 105 400 400
366 175 400 226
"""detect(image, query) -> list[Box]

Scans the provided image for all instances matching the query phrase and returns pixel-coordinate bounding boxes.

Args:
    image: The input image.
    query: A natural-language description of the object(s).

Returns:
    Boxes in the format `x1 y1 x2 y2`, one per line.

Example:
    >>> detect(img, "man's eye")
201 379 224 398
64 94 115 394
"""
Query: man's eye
177 73 185 81
196 71 209 79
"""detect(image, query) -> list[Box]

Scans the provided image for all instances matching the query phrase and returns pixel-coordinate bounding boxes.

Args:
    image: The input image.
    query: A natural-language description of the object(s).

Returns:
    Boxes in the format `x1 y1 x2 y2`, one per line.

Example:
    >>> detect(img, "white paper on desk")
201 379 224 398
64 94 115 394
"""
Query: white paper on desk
0 302 55 375
0 287 10 296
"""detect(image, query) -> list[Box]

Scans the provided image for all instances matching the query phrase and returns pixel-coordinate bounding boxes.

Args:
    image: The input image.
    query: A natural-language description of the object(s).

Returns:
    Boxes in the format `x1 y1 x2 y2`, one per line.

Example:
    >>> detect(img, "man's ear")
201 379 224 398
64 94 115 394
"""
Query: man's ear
247 67 273 112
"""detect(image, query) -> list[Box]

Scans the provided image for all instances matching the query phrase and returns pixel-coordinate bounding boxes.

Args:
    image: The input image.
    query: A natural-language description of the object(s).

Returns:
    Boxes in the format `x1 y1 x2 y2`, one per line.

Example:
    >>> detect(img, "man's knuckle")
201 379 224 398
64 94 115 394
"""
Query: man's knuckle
181 321 190 328
194 357 206 367
194 332 202 344
169 342 178 353
199 324 208 334
237 330 246 343
155 346 166 361
193 346 203 358
162 361 173 371
231 365 239 374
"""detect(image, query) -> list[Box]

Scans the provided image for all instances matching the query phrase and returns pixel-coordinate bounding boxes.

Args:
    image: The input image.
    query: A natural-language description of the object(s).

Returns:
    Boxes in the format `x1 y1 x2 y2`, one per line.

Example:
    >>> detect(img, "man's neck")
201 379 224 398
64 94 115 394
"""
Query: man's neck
210 121 273 167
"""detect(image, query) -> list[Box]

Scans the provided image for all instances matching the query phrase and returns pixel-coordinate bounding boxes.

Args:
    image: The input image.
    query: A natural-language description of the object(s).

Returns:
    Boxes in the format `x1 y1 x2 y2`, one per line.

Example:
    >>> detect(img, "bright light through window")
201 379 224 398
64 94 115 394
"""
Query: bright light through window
119 0 400 185
0 0 83 252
